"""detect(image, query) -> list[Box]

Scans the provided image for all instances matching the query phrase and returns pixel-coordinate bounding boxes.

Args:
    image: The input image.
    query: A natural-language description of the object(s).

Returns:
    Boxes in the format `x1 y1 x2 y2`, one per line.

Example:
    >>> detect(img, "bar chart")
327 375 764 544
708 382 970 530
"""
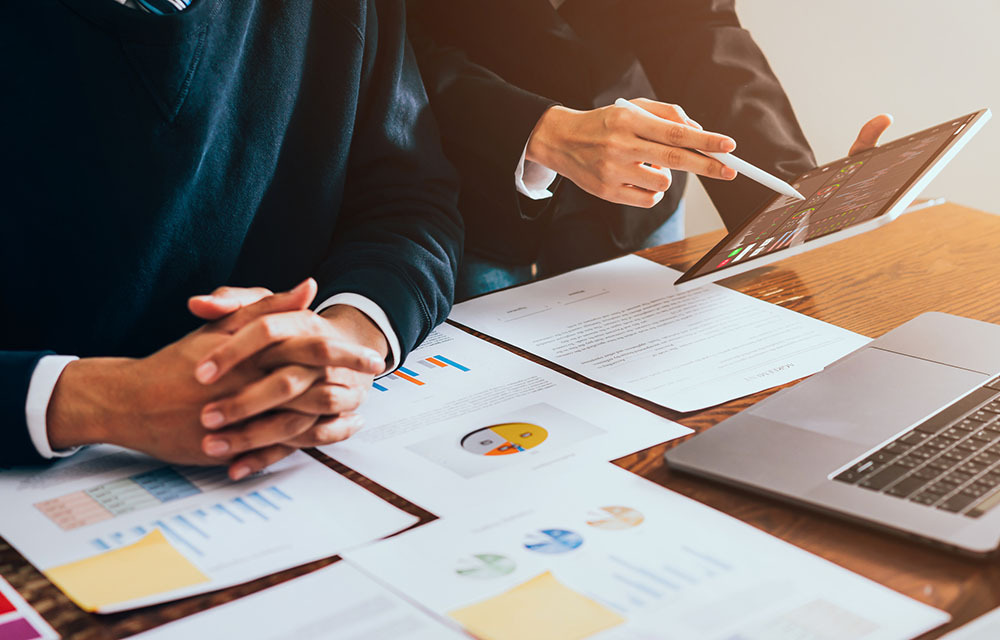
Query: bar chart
373 354 470 392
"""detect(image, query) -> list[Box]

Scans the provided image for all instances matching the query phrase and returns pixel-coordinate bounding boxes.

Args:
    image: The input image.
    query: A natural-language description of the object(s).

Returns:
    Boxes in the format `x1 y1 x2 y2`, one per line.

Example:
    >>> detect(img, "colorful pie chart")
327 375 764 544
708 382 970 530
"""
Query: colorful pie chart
523 529 584 554
455 553 517 579
586 506 645 530
460 423 548 456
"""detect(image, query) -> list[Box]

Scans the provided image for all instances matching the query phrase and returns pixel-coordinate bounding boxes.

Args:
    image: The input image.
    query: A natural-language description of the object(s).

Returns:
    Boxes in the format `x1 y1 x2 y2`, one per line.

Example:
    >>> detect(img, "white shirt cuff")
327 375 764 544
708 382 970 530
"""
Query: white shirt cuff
514 139 558 200
315 294 401 375
26 355 81 459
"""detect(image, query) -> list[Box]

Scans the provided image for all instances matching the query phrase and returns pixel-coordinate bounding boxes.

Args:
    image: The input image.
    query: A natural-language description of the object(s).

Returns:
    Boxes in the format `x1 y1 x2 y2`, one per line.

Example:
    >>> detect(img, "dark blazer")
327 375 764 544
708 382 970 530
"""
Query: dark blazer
0 0 462 465
409 0 815 273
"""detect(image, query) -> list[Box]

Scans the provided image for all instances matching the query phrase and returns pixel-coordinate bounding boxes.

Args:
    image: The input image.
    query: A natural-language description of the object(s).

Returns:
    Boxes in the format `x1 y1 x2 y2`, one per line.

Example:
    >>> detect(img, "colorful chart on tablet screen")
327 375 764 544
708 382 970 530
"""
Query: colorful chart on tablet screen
455 554 517 579
586 506 645 531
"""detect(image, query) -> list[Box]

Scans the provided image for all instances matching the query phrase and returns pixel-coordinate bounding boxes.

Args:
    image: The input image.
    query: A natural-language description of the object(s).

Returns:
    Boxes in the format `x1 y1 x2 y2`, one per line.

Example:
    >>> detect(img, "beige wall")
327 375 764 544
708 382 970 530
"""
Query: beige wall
684 0 1000 237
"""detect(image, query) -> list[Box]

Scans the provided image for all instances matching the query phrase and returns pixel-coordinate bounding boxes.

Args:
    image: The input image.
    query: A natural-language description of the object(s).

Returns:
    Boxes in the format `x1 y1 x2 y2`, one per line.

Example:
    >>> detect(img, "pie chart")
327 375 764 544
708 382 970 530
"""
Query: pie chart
586 506 645 530
455 553 517 579
460 423 548 456
523 528 584 554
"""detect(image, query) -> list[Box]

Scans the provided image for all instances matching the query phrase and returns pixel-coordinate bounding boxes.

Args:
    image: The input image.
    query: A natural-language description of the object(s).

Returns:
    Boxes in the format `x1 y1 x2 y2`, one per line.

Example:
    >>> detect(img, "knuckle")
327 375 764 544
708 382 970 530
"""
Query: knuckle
665 147 684 168
667 125 686 146
283 413 307 437
275 373 298 396
212 286 232 296
310 339 333 362
319 386 341 413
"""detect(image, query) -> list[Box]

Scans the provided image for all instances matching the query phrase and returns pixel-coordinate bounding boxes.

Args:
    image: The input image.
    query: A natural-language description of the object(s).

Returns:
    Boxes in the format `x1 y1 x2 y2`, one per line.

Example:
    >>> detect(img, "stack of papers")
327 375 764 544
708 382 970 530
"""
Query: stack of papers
0 449 415 612
320 323 690 516
345 463 948 640
451 255 870 412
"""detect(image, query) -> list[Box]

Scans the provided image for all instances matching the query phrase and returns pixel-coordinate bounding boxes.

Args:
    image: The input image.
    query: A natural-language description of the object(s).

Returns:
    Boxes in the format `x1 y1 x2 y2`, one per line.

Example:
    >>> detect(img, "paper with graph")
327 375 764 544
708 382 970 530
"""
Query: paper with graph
346 463 948 640
0 448 415 612
320 323 690 516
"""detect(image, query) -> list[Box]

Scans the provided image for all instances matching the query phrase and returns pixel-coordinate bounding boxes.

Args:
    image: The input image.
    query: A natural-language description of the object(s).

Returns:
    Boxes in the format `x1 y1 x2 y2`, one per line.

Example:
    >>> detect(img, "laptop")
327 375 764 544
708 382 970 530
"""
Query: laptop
665 312 1000 555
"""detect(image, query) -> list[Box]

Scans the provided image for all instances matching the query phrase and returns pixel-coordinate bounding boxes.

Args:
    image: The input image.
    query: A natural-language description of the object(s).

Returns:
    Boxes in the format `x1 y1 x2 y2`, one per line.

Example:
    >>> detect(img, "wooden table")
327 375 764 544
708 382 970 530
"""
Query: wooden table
4 202 1000 638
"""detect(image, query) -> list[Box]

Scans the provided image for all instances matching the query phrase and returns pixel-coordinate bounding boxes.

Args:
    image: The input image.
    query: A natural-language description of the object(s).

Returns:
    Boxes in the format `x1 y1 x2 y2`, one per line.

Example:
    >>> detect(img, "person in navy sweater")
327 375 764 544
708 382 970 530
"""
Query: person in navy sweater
0 0 462 479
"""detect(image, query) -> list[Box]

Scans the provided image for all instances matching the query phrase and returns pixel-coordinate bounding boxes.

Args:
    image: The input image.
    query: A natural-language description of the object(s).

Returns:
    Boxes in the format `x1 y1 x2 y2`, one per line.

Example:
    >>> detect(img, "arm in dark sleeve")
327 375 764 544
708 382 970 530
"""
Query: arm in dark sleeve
311 0 463 360
625 0 816 229
407 0 560 221
0 351 50 466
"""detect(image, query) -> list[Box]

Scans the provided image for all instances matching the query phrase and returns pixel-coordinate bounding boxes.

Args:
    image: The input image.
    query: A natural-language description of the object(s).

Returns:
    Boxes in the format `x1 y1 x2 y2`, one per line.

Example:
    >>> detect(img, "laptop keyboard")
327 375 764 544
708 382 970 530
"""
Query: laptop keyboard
834 376 1000 518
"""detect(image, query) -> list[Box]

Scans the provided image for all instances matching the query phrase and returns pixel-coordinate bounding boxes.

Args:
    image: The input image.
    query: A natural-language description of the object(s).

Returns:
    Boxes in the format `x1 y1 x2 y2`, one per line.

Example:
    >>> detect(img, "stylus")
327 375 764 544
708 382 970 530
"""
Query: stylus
614 98 806 201
701 152 806 201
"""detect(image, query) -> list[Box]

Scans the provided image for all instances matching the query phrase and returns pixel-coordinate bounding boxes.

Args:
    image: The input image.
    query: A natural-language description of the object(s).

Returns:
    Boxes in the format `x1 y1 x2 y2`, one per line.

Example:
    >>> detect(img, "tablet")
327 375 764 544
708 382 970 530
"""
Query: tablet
673 108 991 290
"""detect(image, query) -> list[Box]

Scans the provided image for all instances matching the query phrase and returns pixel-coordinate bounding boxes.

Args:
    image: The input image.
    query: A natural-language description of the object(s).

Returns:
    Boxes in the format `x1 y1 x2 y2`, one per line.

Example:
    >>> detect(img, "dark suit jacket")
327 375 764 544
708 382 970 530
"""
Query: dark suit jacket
0 0 462 466
409 0 815 273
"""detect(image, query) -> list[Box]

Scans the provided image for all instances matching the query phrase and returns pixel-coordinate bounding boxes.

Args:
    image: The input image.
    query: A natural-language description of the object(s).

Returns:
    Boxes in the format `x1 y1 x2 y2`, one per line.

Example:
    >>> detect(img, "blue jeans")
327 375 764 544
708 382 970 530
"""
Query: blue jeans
456 203 685 300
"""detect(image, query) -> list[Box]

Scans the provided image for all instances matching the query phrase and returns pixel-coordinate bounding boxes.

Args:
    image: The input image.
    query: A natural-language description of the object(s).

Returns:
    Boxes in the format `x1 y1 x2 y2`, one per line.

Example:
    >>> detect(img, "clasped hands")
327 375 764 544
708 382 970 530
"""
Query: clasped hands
47 279 387 480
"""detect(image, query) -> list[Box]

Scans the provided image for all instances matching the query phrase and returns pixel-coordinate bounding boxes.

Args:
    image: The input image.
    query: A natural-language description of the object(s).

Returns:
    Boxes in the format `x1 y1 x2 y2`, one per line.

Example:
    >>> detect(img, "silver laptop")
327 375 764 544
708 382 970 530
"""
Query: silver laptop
666 312 1000 555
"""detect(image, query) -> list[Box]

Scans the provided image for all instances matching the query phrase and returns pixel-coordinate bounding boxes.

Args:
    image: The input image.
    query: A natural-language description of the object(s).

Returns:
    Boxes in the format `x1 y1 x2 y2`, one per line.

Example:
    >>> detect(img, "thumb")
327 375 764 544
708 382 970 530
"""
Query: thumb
849 113 893 156
189 286 274 321
209 278 318 334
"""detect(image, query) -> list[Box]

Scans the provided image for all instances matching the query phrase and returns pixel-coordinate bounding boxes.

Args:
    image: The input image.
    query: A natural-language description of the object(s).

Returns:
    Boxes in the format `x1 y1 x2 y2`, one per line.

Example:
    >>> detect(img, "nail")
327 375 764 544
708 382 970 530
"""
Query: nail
721 137 736 152
231 464 251 481
204 439 230 456
723 167 737 180
202 409 225 429
195 360 218 384
366 352 384 370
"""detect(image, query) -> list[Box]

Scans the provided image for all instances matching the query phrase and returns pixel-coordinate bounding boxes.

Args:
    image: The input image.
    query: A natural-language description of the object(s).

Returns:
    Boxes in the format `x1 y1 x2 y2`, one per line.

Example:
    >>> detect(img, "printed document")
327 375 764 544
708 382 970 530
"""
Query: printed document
451 254 870 412
132 561 464 640
319 323 690 516
0 449 415 612
940 606 1000 640
346 463 948 640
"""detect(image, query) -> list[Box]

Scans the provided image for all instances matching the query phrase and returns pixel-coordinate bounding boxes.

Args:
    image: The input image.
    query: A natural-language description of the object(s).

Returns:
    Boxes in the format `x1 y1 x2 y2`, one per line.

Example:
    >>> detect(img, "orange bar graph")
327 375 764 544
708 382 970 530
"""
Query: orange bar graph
393 371 424 386
425 357 448 368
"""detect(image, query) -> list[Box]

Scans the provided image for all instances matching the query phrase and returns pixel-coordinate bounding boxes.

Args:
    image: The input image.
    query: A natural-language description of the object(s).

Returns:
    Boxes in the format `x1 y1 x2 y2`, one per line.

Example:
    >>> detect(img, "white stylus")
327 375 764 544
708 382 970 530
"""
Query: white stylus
614 98 806 201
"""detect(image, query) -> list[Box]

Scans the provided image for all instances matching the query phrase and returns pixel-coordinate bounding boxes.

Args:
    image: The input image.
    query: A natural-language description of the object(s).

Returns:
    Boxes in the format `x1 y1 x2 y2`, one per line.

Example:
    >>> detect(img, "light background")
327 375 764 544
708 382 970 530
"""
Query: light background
683 0 1000 236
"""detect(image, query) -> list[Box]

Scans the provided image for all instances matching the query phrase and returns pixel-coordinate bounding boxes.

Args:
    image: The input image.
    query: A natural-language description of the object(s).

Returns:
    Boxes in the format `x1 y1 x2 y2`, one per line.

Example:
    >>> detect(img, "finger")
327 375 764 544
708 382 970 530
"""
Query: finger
630 98 702 129
209 278 318 335
285 413 365 448
602 185 665 209
228 444 298 481
204 411 319 459
281 382 367 416
634 141 736 180
188 286 273 321
849 113 893 156
255 336 386 374
622 164 673 194
197 310 328 384
201 365 324 429
621 103 735 153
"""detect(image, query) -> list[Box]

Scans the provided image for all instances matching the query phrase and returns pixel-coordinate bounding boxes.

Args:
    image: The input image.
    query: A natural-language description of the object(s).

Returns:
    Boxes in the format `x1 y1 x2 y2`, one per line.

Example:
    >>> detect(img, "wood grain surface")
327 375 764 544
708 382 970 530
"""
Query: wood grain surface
3 202 999 638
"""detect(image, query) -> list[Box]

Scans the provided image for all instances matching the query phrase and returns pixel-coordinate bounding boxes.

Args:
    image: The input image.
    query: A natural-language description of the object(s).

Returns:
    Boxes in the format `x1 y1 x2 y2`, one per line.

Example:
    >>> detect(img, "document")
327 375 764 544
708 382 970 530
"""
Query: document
940 607 1000 640
132 561 464 640
319 323 690 516
450 254 871 412
345 463 948 640
0 448 416 613
0 575 59 640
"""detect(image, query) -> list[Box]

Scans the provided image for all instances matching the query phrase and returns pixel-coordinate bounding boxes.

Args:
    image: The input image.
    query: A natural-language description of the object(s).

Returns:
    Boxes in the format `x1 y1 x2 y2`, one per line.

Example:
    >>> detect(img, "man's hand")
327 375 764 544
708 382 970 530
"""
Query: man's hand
525 98 737 208
188 284 388 477
849 114 893 156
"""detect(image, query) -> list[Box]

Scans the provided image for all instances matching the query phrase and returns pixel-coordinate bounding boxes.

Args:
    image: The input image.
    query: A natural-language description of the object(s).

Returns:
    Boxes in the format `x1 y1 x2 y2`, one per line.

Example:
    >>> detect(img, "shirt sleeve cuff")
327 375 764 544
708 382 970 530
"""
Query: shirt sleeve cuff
514 139 558 200
315 293 402 376
26 355 81 459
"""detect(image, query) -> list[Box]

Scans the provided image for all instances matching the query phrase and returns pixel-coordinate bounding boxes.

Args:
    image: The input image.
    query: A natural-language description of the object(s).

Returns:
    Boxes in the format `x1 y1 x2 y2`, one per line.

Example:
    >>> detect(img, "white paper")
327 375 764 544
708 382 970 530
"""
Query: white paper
131 561 464 640
319 323 689 516
450 254 871 412
0 448 416 612
0 575 59 639
345 463 948 640
940 607 1000 640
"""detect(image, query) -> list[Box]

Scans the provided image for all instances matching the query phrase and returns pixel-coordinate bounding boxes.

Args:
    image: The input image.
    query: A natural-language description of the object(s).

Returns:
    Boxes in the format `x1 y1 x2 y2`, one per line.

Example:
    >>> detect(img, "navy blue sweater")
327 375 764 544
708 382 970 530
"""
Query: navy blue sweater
0 0 463 465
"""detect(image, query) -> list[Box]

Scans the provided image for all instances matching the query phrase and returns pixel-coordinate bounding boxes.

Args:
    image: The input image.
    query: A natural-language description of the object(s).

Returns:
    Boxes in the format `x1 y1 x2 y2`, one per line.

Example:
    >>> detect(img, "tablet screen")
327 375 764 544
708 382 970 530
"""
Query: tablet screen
681 112 980 281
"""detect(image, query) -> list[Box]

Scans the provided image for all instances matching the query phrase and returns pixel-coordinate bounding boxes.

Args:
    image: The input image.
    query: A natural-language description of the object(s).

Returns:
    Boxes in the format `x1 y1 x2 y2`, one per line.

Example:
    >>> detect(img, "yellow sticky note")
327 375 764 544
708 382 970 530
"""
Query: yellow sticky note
449 571 625 640
44 529 210 612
